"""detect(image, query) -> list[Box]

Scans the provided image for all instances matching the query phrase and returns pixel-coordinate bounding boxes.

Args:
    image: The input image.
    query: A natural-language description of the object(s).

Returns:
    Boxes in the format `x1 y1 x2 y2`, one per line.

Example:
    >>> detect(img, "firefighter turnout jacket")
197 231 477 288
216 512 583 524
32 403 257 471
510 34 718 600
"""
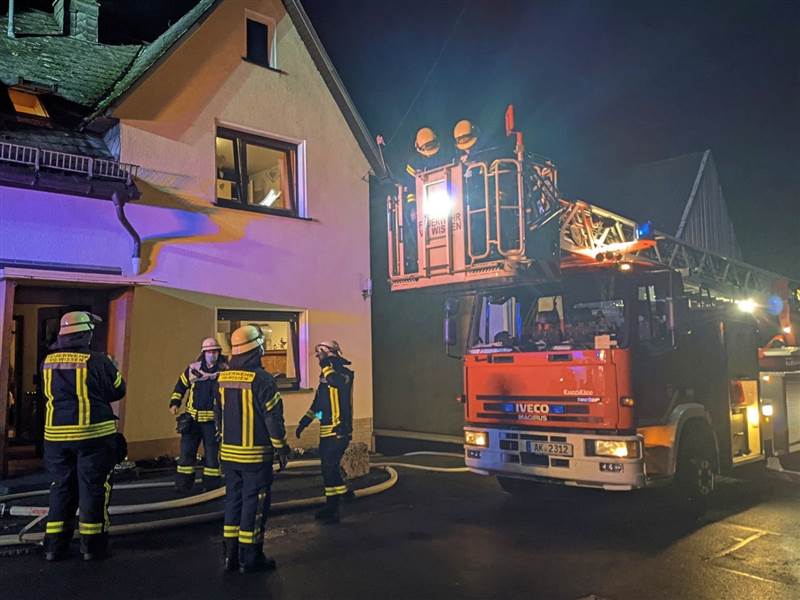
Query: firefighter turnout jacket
170 360 222 423
215 352 288 466
299 356 354 439
42 346 126 442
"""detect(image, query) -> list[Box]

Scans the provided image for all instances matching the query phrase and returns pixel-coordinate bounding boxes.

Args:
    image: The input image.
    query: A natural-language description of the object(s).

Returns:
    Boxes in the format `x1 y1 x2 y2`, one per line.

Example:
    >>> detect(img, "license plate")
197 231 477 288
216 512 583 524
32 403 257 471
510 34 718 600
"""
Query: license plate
528 441 573 457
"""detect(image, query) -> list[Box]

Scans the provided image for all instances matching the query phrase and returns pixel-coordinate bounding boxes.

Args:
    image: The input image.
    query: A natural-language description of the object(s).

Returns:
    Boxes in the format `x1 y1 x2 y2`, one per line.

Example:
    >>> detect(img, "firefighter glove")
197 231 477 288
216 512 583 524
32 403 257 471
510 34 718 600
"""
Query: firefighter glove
276 446 290 471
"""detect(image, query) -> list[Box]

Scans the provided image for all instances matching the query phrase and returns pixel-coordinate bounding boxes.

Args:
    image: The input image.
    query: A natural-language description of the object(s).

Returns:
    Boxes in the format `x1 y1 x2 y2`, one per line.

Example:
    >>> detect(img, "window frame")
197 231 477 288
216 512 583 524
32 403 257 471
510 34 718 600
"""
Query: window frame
215 126 301 218
244 11 277 69
217 309 303 391
7 87 49 119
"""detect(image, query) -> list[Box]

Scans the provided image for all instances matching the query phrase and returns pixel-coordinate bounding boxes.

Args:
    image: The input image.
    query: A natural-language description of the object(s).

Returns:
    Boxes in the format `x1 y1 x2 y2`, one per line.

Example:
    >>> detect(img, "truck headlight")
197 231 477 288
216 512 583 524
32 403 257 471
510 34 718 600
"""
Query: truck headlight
587 439 640 459
465 430 489 447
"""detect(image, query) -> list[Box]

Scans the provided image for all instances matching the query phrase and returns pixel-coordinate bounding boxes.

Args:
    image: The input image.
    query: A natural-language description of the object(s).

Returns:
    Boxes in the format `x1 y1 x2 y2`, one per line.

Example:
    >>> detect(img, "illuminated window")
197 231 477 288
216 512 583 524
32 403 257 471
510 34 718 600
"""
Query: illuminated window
216 127 298 216
8 88 49 117
217 310 301 391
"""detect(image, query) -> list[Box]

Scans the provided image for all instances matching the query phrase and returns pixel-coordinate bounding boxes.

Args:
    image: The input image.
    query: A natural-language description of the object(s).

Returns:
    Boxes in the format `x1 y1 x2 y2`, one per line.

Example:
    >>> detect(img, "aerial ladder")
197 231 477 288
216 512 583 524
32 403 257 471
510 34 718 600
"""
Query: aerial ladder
385 105 799 501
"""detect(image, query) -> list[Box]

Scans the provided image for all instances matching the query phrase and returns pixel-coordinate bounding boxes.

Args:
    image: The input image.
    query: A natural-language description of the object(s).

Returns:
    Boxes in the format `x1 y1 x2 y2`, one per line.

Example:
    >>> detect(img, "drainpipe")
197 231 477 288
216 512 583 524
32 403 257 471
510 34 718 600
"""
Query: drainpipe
7 0 15 38
112 191 142 275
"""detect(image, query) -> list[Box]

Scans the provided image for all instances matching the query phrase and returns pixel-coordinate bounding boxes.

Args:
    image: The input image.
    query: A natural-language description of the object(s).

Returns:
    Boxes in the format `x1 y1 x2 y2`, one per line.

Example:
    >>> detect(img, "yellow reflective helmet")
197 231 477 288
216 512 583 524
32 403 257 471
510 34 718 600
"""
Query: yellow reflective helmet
201 337 222 352
414 127 440 158
230 325 264 355
58 311 100 336
453 119 478 151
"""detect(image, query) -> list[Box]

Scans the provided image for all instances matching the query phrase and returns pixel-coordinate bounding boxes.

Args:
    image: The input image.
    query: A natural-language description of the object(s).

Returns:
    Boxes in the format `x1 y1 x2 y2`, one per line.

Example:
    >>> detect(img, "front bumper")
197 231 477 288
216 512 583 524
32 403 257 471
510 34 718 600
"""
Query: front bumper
464 426 646 491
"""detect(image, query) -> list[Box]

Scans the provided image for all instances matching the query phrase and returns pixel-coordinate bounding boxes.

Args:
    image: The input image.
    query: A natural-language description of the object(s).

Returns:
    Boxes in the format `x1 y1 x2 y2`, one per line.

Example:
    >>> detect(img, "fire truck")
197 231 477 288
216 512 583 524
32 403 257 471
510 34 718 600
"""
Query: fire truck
385 106 800 505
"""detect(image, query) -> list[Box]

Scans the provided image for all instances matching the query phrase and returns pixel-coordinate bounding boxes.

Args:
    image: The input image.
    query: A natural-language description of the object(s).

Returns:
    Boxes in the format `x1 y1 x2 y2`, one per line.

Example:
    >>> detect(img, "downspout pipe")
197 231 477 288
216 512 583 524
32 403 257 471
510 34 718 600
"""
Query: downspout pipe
112 190 142 275
7 0 15 38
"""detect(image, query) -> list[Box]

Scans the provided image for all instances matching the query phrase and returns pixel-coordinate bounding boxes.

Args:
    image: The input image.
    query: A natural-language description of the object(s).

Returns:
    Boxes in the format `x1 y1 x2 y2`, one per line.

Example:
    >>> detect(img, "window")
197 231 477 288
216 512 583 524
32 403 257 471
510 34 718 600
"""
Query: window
636 281 670 343
468 272 631 352
245 15 275 68
8 88 48 117
215 127 298 216
217 310 301 391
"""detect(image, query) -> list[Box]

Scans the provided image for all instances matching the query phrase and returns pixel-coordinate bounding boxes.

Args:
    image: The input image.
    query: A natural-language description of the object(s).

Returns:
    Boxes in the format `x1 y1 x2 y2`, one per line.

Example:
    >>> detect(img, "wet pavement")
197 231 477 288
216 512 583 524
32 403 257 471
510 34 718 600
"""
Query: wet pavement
2 455 800 599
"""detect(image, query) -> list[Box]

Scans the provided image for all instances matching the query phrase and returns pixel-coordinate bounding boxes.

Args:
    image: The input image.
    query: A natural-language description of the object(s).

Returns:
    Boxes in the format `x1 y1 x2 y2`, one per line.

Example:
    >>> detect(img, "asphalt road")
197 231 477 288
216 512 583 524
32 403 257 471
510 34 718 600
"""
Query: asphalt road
2 456 800 600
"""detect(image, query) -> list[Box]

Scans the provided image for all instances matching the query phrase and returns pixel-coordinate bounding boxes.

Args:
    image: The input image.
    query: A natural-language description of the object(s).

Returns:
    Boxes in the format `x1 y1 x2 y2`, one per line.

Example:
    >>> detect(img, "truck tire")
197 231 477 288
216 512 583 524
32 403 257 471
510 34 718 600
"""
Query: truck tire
674 425 716 515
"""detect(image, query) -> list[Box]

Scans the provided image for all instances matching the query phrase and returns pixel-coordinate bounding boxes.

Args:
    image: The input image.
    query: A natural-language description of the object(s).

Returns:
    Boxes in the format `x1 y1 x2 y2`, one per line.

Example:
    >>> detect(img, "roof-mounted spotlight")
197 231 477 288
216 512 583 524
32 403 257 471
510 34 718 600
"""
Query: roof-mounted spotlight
736 298 757 314
415 127 440 158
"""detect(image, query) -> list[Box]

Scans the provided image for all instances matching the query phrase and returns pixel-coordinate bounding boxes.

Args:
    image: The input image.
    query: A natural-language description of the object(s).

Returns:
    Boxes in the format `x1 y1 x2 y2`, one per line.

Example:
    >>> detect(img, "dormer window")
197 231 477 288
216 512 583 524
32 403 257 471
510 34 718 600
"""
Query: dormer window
8 88 49 118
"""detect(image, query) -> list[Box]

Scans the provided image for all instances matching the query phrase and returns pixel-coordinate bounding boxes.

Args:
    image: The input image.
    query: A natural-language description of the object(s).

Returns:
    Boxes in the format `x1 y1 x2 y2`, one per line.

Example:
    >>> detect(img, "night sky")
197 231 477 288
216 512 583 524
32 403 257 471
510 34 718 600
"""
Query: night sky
301 0 800 280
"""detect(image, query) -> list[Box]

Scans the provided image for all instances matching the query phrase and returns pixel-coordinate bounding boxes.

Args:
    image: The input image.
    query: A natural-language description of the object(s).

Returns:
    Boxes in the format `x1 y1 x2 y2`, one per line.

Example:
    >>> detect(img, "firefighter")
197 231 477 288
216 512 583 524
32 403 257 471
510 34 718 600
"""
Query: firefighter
215 325 289 573
295 340 355 524
42 311 126 561
169 337 226 493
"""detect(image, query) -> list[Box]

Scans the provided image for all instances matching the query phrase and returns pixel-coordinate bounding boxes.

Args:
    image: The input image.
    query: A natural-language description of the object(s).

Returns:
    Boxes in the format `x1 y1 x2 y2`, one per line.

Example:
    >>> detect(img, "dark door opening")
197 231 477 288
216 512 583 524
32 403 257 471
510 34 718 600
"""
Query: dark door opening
6 285 118 477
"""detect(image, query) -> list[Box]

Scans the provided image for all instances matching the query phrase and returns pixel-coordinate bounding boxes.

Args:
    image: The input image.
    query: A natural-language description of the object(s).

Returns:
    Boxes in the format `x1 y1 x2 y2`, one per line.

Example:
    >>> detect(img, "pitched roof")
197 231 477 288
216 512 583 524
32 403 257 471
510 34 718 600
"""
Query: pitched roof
0 2 384 177
89 0 218 117
0 10 140 109
283 0 385 178
598 151 707 234
595 150 741 259
0 123 113 157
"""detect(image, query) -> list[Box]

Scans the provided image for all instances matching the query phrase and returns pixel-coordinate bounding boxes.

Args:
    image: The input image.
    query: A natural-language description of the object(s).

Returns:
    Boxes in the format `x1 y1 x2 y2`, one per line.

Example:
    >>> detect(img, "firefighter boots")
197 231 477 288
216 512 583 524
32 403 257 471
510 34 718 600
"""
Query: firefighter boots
314 495 341 524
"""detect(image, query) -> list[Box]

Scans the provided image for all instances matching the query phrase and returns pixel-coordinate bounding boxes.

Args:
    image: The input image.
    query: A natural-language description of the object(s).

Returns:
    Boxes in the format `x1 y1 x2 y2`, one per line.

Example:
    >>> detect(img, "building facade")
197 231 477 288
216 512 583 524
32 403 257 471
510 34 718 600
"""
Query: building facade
0 0 382 475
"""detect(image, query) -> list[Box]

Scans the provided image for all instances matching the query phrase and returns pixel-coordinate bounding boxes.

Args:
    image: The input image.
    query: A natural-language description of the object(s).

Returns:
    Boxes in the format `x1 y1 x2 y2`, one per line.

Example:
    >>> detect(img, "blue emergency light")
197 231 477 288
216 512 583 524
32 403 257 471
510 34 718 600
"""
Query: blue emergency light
636 221 654 240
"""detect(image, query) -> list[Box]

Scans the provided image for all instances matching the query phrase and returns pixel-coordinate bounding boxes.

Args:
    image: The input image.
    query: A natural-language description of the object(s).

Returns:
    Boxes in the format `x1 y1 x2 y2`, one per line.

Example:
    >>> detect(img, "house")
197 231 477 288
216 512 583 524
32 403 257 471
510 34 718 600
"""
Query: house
0 0 384 476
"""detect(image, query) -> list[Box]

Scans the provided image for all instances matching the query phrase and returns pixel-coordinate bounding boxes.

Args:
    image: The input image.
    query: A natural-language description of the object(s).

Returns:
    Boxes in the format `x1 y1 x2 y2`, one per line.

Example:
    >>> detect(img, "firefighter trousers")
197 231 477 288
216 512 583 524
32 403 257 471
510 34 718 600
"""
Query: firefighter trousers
222 461 273 566
43 435 117 555
176 421 221 491
320 435 350 497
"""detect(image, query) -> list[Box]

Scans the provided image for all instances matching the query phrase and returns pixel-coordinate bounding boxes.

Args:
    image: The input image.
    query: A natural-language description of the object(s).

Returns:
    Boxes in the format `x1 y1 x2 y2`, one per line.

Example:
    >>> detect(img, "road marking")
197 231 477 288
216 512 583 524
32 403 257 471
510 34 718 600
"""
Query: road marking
708 530 769 560
712 565 785 586
727 522 781 536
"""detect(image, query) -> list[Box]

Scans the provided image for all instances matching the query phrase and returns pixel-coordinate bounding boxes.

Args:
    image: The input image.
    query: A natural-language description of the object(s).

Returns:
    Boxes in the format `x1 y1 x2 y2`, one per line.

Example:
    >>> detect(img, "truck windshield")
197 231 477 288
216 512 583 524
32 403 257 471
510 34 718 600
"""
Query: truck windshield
469 271 630 352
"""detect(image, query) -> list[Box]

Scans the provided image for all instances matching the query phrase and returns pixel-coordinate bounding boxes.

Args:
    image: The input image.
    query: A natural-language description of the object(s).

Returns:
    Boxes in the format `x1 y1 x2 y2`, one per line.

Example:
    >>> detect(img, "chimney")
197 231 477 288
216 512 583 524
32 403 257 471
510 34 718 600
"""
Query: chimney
53 0 100 43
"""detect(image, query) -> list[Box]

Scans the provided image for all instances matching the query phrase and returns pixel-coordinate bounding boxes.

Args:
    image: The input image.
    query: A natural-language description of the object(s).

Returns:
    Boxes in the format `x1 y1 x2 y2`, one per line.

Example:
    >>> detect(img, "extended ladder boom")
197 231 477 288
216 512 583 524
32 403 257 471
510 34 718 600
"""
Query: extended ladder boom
387 156 798 309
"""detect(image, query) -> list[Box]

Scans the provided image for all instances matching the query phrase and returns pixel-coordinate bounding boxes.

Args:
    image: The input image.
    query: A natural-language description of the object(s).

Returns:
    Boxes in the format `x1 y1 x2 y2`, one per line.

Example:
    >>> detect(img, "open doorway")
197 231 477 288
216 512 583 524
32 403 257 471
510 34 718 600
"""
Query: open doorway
4 283 124 477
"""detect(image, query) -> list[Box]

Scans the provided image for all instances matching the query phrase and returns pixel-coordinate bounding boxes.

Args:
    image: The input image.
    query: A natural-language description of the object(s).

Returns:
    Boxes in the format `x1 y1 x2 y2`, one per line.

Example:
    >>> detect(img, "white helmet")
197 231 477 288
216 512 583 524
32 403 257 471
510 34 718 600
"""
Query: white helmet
314 340 342 357
59 311 100 336
230 325 264 355
201 337 222 352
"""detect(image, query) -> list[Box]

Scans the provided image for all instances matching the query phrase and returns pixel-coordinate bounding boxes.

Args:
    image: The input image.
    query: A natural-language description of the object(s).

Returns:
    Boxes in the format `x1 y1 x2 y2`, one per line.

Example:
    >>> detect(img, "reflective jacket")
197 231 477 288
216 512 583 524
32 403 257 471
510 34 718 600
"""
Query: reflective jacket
214 351 288 467
170 358 223 423
299 356 354 438
42 339 126 442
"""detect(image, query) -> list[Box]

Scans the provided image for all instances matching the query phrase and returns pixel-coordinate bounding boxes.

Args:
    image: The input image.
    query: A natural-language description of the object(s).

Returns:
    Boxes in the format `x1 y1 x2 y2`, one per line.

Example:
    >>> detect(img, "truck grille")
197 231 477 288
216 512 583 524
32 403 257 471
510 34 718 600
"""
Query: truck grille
476 396 604 424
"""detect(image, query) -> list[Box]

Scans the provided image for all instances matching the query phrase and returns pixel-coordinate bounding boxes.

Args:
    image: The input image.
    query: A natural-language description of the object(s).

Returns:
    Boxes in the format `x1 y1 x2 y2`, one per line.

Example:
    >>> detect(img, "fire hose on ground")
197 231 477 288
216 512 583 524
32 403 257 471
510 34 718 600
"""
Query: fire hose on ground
0 453 469 550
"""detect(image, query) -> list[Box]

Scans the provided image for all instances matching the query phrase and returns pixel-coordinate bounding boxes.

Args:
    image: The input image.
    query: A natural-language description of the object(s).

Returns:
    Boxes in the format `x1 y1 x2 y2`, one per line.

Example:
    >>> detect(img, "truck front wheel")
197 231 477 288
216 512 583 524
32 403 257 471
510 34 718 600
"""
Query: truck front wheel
674 427 716 514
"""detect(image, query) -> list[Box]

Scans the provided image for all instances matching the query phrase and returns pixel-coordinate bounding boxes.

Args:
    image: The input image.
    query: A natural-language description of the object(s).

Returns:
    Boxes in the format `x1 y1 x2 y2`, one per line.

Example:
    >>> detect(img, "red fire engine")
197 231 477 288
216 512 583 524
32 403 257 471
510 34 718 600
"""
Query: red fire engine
386 106 800 506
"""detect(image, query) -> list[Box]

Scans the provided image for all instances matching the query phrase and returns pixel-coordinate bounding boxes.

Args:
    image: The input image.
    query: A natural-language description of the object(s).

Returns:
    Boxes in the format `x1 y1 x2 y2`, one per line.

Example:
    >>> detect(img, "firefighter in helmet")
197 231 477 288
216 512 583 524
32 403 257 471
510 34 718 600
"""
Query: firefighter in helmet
215 325 289 573
42 311 127 561
169 337 227 492
295 340 355 524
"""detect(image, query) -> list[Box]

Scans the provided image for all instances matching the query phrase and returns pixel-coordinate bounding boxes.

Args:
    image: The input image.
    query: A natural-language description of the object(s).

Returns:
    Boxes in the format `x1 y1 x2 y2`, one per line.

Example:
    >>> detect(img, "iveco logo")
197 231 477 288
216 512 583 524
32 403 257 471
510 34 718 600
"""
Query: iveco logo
516 403 550 414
